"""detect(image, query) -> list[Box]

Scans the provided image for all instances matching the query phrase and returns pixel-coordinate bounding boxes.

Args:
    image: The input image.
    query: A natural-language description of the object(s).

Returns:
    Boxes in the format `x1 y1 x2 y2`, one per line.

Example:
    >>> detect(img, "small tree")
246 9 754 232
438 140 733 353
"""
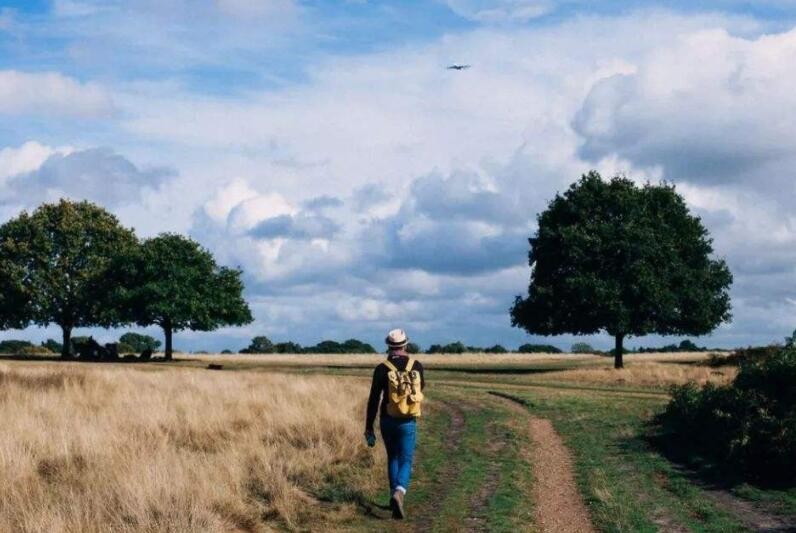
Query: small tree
511 172 732 368
240 336 274 354
571 342 595 354
274 341 302 354
119 332 161 353
0 200 136 356
120 234 253 360
406 342 421 354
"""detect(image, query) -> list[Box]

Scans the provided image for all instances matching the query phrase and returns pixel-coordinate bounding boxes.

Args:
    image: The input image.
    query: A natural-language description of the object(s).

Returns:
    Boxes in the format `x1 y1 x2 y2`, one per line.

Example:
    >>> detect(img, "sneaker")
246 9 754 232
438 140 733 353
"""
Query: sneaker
390 490 405 519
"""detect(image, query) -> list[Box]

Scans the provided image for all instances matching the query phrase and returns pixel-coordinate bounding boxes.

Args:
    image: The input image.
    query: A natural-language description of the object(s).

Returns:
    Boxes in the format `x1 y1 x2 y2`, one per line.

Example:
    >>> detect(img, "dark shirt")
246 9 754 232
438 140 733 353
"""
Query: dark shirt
365 352 425 433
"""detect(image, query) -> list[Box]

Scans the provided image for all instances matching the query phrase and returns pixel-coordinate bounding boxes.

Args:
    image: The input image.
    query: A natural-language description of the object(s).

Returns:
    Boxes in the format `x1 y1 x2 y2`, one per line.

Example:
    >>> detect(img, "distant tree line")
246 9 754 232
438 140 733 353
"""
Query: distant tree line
238 336 376 354
0 200 252 360
0 332 164 357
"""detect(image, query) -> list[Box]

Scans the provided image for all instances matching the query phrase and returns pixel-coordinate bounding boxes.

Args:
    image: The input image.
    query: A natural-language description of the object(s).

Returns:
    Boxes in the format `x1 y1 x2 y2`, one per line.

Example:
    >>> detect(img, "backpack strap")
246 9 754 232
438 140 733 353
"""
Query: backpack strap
383 360 398 372
406 358 415 372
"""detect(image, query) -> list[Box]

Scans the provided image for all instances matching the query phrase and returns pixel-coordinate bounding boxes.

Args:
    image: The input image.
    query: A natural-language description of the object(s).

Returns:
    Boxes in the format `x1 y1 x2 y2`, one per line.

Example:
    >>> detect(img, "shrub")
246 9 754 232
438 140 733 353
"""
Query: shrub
484 344 508 354
0 340 34 353
220 349 233 354
517 343 562 353
119 332 161 352
406 342 421 354
442 342 466 354
41 339 63 354
571 342 595 353
116 342 136 354
426 344 443 354
18 345 52 355
658 345 796 485
240 336 274 354
274 342 303 354
709 345 779 367
340 339 376 353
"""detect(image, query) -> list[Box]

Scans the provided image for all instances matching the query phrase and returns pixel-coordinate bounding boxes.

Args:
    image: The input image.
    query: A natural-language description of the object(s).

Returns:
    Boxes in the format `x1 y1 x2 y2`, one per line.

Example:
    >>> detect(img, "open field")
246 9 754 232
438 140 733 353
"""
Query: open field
0 362 381 532
0 352 792 532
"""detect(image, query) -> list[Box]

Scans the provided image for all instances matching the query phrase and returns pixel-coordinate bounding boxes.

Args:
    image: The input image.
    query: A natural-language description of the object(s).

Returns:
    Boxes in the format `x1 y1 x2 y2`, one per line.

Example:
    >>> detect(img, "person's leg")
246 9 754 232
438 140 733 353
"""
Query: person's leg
394 419 417 494
380 417 399 494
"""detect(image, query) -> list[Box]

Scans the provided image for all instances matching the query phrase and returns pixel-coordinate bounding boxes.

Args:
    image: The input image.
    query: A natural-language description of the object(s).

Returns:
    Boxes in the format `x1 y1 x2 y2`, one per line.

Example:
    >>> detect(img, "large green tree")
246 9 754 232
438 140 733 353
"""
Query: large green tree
0 200 136 357
511 172 732 368
120 234 253 360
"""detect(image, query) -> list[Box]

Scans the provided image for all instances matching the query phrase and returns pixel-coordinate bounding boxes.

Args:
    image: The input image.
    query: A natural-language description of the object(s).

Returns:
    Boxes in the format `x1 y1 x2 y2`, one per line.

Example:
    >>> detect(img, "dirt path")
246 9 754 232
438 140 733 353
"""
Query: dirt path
528 416 595 532
492 391 595 533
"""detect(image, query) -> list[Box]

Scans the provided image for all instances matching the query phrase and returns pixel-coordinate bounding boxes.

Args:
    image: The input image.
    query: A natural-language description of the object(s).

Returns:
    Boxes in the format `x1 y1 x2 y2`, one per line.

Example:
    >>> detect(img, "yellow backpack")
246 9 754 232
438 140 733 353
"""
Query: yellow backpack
383 359 424 418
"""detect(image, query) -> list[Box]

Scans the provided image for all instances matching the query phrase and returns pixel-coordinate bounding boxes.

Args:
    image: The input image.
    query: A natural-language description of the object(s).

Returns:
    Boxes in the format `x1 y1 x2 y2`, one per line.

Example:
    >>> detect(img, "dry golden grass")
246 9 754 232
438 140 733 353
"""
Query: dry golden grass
0 362 382 532
192 352 732 388
532 361 737 388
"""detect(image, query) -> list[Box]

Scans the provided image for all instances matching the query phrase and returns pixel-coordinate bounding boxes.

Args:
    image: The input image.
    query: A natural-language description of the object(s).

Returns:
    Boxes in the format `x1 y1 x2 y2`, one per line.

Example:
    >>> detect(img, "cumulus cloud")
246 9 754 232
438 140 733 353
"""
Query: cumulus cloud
446 0 552 22
250 213 340 240
0 141 72 182
573 28 796 184
0 71 113 118
5 148 172 208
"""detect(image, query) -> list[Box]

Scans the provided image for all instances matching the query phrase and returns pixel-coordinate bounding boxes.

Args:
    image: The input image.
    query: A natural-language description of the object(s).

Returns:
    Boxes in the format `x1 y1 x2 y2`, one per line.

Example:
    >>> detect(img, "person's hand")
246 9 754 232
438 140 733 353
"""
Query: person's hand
364 431 377 448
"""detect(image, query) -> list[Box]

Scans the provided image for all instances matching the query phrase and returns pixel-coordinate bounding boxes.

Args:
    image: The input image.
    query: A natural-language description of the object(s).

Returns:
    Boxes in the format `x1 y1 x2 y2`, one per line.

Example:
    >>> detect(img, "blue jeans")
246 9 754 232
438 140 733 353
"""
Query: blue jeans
380 416 417 493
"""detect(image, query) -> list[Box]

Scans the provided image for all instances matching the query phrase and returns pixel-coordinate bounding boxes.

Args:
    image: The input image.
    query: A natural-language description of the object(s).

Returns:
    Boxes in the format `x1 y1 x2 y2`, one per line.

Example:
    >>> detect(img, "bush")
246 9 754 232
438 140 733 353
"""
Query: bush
41 339 63 353
484 344 508 354
0 340 34 353
518 343 562 353
240 336 274 354
116 342 136 354
340 339 376 353
426 344 443 354
299 339 374 354
19 345 52 355
274 342 302 354
710 345 779 367
119 332 161 352
221 349 233 354
658 345 796 485
406 342 421 354
571 342 595 353
442 342 466 354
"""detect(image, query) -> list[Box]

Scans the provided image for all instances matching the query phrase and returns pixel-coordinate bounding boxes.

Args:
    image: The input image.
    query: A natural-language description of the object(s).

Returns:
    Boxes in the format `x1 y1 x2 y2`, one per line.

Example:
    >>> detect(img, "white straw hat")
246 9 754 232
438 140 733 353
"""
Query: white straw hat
386 328 408 348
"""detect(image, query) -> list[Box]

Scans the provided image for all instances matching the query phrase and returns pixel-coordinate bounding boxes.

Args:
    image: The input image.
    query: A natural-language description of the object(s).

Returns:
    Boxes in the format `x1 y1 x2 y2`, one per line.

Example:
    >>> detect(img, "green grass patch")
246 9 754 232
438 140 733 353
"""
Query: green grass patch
514 392 746 532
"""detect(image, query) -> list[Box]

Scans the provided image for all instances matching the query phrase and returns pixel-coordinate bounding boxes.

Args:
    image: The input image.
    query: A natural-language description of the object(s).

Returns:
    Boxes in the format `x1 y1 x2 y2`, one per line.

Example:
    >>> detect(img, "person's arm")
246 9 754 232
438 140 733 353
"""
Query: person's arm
416 360 425 390
365 365 383 434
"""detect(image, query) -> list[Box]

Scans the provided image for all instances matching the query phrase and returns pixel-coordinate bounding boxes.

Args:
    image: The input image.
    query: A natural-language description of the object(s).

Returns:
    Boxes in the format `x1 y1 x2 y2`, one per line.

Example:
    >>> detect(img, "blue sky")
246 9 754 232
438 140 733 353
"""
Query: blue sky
2 0 796 351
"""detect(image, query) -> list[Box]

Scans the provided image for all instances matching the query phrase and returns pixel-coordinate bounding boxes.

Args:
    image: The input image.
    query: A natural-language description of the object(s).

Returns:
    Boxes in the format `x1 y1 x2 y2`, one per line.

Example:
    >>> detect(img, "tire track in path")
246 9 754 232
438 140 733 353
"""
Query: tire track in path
411 398 466 532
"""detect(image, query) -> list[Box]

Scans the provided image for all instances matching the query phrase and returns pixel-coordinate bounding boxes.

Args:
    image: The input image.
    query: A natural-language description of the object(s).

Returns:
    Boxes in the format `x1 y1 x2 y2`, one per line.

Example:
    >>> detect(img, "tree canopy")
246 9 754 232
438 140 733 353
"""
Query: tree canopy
0 200 137 356
511 172 732 368
119 233 253 359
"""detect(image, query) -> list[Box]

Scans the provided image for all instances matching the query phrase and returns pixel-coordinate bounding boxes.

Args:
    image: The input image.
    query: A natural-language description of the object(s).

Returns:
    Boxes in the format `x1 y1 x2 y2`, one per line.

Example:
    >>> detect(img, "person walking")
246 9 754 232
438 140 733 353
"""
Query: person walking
365 328 425 519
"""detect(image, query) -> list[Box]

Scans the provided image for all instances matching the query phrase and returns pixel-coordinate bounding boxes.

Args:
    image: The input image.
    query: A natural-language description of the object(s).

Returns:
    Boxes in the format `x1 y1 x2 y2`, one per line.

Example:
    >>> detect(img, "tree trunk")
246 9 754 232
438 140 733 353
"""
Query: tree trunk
163 322 173 361
62 326 72 358
614 333 625 369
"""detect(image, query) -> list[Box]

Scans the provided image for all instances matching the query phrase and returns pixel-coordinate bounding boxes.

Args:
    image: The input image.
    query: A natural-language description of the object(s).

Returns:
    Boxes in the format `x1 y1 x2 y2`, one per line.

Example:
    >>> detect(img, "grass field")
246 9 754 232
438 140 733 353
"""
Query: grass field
0 352 793 532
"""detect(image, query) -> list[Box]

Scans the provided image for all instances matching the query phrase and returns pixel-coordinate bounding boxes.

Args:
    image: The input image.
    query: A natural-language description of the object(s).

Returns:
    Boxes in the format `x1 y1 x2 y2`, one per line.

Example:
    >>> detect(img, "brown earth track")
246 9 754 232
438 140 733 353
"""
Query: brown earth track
527 416 595 533
494 392 595 533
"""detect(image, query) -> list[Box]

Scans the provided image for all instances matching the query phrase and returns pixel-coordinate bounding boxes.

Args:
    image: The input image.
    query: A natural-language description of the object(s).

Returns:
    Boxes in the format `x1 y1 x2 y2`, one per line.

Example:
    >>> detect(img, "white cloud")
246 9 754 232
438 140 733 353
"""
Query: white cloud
215 0 298 19
446 0 553 22
0 141 72 182
0 71 113 118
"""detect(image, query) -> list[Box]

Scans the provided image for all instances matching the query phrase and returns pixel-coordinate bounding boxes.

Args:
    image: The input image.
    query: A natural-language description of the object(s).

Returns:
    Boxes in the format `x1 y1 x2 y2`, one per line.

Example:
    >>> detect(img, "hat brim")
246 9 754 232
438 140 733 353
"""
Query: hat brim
386 339 408 348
